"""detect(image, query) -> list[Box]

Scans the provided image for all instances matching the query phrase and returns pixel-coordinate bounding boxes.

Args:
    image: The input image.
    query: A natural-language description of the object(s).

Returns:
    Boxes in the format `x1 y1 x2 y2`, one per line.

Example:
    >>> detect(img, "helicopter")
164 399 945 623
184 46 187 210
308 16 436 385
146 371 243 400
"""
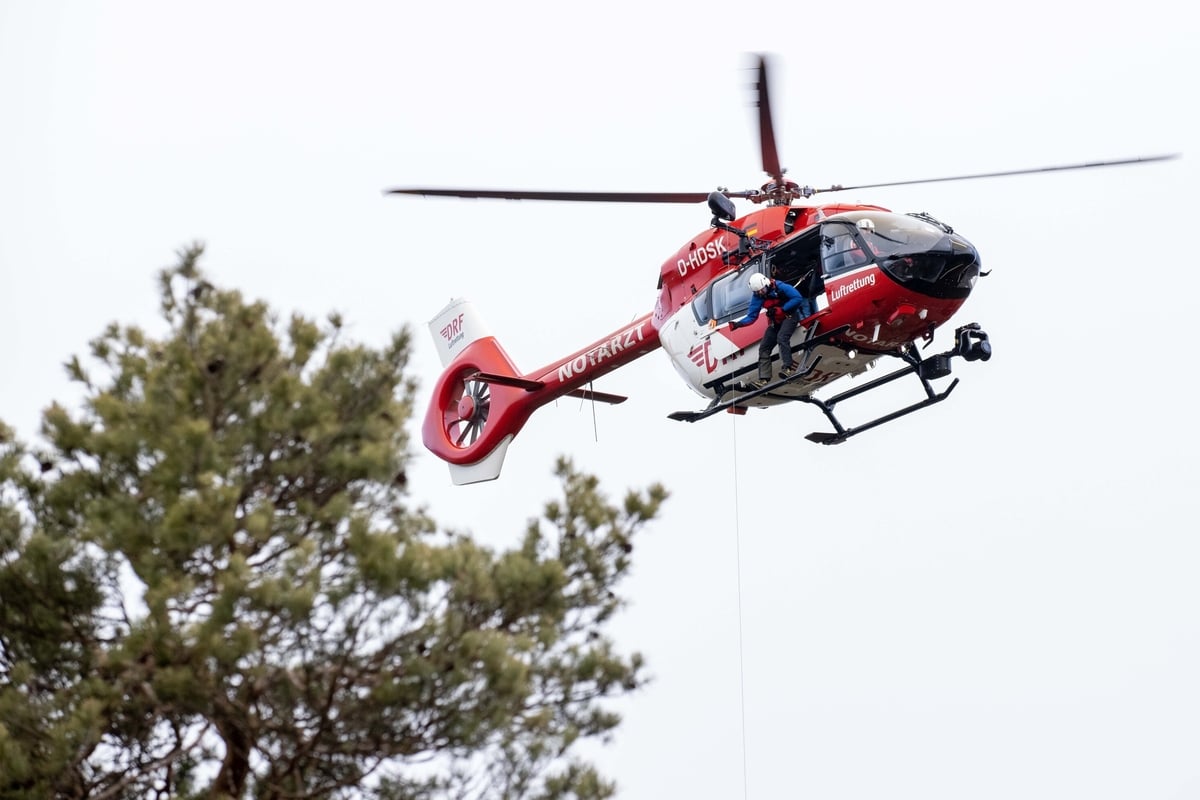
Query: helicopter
388 55 1178 485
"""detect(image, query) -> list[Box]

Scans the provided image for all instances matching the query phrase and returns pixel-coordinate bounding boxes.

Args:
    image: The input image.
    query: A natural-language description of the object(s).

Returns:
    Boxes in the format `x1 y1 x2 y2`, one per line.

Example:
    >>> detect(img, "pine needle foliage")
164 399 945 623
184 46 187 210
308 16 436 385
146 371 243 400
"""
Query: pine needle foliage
0 245 667 800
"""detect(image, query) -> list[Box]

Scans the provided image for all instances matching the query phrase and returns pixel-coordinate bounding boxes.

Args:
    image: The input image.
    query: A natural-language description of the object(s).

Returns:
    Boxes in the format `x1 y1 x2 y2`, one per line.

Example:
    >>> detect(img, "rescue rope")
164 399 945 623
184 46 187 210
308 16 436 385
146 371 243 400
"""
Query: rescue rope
575 381 600 442
589 382 598 442
731 418 749 799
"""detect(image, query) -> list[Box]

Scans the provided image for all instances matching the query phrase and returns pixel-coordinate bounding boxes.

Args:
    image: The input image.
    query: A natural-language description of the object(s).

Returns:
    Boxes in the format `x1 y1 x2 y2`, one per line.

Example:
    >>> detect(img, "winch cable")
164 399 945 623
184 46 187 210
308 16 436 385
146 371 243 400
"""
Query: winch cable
589 381 598 442
731 417 750 799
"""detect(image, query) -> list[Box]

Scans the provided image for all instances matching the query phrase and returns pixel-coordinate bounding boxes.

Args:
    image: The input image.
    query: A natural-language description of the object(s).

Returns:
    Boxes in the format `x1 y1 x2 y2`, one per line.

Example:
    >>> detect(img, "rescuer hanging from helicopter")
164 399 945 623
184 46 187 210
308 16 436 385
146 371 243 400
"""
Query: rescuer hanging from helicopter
727 272 813 389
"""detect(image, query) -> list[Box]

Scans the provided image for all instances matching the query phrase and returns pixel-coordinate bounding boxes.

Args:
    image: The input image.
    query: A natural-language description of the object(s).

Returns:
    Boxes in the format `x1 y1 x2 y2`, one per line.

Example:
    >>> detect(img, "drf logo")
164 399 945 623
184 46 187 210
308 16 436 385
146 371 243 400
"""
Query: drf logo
688 339 716 374
440 314 465 342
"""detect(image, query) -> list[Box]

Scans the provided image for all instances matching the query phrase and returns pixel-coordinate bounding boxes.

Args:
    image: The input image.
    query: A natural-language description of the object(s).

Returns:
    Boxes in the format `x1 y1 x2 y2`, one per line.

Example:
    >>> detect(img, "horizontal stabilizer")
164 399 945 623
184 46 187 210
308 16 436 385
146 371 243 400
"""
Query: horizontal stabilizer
565 388 628 405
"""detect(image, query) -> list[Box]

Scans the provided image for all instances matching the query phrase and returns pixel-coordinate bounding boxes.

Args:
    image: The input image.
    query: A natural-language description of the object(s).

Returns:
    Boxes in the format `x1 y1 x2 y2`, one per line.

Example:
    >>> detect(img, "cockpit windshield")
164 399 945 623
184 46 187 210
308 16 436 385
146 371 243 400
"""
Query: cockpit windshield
824 211 947 262
870 215 947 256
822 210 980 298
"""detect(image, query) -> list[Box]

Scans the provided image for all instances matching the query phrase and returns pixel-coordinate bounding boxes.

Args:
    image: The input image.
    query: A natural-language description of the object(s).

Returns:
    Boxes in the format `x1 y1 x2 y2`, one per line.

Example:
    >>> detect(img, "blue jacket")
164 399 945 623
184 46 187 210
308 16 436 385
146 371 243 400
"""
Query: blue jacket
734 279 805 327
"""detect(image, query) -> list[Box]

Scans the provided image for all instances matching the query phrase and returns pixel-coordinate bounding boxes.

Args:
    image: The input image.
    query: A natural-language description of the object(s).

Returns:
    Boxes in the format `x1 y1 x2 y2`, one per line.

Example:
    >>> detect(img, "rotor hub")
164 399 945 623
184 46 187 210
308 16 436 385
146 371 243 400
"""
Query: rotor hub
457 394 478 421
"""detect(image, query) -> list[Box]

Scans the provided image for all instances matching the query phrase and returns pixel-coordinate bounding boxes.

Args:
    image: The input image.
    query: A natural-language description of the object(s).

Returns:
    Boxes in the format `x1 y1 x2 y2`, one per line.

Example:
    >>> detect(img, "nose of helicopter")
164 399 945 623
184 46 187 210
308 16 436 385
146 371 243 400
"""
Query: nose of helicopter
882 233 981 299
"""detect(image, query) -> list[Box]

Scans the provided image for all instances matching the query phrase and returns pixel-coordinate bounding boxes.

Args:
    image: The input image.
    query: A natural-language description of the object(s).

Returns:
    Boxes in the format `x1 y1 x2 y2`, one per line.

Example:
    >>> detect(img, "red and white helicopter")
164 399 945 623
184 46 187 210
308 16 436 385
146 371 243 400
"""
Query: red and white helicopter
388 55 1176 485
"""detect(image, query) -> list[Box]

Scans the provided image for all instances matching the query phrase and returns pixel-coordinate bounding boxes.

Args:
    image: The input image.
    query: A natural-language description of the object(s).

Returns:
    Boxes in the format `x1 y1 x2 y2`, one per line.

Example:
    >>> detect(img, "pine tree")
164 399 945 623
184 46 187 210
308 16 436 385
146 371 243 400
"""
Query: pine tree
0 245 666 799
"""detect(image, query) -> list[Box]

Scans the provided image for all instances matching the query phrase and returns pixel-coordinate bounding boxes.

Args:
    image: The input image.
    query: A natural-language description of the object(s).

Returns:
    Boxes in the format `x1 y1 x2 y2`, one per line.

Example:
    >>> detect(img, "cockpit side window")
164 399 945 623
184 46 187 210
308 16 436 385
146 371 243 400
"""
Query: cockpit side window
821 223 871 276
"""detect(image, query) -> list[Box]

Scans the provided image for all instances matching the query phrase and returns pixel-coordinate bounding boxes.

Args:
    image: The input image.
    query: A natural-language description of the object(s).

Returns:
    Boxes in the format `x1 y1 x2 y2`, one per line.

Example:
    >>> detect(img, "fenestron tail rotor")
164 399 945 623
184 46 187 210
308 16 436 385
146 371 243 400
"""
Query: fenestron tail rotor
445 373 491 449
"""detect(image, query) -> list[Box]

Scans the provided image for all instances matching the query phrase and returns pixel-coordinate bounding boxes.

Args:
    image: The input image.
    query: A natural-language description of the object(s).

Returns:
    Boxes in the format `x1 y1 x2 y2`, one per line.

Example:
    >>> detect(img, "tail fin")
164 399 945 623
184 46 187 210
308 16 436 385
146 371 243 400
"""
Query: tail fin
422 299 527 486
429 297 493 368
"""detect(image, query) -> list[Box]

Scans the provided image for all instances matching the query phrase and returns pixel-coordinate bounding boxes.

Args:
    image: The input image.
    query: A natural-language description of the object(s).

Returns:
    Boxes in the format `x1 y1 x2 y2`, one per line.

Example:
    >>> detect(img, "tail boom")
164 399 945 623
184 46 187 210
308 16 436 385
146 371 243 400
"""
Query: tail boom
422 302 659 484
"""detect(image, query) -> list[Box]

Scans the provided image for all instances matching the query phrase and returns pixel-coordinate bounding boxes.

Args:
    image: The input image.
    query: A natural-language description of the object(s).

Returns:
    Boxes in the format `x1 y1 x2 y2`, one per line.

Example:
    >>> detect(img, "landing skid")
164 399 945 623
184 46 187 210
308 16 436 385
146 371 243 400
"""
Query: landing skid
802 323 990 444
667 324 850 423
799 356 958 444
669 323 992 443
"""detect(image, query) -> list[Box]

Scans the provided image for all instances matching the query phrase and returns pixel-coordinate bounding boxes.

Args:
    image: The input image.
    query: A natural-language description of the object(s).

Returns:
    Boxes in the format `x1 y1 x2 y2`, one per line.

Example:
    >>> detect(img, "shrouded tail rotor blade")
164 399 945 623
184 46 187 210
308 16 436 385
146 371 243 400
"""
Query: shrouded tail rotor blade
458 419 477 447
810 154 1180 195
754 54 784 187
470 382 491 417
386 187 711 204
452 419 472 447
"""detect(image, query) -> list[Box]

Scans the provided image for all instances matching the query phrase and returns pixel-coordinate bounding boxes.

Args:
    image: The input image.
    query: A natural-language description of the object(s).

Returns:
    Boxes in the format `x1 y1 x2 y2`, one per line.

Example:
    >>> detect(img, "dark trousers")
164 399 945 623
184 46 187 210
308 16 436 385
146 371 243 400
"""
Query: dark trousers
757 315 798 380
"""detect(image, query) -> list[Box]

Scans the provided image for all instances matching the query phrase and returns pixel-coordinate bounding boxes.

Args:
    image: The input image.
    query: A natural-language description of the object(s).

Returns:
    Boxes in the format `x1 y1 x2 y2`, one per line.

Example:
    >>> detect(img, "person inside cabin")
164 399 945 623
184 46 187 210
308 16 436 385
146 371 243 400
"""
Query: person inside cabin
856 217 885 257
728 272 811 389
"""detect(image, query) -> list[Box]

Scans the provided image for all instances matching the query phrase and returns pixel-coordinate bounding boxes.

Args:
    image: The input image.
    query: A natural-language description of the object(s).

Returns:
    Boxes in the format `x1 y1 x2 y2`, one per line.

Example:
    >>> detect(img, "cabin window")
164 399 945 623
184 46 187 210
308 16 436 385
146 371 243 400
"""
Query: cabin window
821 223 872 276
693 266 759 324
691 288 711 322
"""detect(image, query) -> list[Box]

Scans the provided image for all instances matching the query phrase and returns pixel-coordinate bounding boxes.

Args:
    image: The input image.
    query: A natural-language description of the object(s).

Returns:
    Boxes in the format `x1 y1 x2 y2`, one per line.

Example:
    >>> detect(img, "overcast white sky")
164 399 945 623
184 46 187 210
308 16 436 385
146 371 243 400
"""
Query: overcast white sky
2 2 1198 798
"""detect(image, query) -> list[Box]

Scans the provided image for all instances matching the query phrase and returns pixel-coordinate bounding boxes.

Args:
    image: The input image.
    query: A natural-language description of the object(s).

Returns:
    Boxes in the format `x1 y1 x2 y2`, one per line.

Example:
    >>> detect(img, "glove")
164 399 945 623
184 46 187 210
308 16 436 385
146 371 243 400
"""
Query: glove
728 320 741 330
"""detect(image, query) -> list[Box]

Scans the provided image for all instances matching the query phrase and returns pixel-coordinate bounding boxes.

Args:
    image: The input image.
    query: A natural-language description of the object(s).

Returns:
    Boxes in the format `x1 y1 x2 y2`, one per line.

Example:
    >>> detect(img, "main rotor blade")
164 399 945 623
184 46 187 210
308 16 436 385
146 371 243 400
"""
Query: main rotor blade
811 154 1180 195
385 187 710 204
754 54 785 187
